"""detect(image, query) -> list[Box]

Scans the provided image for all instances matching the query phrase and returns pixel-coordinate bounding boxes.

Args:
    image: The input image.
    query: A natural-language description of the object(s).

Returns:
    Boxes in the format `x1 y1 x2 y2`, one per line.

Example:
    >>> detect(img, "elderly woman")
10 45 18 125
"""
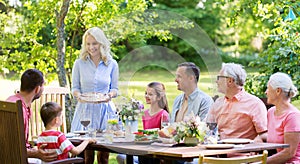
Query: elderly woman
264 72 300 163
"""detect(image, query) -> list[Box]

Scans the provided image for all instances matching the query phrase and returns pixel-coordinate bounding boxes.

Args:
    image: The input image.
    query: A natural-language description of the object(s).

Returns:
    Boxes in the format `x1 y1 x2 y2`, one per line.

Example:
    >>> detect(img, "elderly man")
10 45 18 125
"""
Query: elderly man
207 63 267 140
171 62 213 122
6 69 57 162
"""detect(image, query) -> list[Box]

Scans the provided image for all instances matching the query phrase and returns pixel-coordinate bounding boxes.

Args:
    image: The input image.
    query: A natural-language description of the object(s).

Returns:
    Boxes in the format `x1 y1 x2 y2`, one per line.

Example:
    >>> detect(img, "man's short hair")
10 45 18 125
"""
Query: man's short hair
178 62 200 82
20 69 44 92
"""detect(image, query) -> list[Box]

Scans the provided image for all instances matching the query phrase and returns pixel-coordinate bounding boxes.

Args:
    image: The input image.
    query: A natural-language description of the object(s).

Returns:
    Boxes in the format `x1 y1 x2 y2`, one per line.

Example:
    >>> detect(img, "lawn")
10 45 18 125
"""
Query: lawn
1 69 299 163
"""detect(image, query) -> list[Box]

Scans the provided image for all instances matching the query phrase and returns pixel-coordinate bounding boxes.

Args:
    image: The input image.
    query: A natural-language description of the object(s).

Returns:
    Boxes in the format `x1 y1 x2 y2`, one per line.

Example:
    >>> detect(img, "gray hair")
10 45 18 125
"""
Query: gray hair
268 72 298 98
221 63 247 86
80 27 112 65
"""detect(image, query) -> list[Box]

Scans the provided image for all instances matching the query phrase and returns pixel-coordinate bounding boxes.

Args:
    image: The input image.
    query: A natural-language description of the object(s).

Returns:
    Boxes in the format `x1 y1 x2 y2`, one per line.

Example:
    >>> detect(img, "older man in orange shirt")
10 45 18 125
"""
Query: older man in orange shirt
206 63 267 140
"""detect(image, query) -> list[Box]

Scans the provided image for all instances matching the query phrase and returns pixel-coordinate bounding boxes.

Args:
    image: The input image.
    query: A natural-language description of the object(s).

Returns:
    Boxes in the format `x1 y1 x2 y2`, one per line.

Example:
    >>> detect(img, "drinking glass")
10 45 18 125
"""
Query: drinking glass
161 114 170 129
205 113 218 144
107 112 119 131
80 103 91 131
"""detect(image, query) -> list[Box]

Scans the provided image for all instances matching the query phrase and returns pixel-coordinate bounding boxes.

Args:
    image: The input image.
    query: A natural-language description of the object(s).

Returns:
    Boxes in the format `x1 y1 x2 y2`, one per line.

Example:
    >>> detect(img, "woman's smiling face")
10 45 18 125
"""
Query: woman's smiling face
86 34 101 57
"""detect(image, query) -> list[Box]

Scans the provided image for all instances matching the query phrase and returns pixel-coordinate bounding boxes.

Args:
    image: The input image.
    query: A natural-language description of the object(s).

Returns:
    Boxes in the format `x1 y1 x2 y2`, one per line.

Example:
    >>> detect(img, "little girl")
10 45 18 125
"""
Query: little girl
116 82 170 164
142 82 169 129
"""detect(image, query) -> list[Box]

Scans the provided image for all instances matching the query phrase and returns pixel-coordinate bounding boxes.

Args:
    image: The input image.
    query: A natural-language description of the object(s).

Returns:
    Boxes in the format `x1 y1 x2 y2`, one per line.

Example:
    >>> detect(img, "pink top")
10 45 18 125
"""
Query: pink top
207 89 267 140
37 130 74 160
6 93 32 149
142 109 169 129
267 106 300 163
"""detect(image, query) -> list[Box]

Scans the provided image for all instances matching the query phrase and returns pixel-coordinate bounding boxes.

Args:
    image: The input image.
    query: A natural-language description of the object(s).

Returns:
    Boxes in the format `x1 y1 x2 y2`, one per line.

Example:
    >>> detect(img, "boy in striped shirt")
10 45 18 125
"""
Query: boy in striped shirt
37 102 96 160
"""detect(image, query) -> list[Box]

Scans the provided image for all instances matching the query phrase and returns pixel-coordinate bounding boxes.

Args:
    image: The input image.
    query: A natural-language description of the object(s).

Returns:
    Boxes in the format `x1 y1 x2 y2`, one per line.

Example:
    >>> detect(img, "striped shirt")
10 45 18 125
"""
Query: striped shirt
37 130 74 160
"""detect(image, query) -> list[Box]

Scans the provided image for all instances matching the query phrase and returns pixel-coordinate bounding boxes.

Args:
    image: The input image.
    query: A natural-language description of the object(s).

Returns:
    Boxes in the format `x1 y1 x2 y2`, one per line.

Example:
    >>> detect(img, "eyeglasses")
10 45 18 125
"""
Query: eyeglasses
217 75 230 80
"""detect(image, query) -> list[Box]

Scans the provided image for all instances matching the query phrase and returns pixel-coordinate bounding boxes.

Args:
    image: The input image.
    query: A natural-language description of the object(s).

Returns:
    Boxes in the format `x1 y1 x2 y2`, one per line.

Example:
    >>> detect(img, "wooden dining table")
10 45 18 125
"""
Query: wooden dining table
70 137 289 164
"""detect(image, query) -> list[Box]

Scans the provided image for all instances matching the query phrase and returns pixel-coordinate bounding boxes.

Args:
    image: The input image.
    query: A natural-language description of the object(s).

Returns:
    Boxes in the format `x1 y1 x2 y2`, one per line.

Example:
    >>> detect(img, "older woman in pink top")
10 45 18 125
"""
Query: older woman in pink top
264 72 300 163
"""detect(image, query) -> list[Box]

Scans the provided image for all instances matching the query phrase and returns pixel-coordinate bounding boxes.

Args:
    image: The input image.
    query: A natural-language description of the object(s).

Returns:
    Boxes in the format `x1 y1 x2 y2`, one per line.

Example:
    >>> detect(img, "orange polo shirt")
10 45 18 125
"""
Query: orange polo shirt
207 89 267 140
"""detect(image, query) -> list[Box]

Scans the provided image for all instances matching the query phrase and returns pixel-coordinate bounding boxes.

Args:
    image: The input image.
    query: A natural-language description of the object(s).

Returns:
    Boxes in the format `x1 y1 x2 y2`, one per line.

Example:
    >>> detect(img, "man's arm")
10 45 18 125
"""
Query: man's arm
197 96 213 121
27 144 57 162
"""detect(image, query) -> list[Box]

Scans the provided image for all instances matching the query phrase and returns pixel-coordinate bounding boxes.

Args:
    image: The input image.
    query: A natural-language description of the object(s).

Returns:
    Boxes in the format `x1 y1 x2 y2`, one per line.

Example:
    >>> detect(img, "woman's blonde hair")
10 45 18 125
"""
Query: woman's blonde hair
80 27 112 65
268 72 298 98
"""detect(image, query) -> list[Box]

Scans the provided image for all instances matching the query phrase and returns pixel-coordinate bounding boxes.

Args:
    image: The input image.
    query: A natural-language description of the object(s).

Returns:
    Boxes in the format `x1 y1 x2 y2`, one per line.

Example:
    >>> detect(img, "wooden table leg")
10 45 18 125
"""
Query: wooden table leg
126 155 134 164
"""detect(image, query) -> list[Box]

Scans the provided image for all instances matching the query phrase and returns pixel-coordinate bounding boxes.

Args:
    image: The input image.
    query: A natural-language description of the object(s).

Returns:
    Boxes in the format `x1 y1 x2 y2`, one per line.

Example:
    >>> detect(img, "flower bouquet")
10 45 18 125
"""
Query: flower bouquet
158 113 208 145
117 97 144 123
174 113 207 145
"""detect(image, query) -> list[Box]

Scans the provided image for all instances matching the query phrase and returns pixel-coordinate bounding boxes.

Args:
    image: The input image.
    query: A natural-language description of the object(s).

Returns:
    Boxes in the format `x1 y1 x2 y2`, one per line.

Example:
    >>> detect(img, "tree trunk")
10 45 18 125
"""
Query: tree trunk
56 0 71 87
56 0 72 131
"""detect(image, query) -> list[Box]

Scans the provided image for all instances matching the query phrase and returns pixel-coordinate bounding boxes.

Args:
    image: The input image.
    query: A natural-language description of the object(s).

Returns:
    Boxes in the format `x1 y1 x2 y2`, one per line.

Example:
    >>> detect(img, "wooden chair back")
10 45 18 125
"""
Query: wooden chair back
198 150 268 164
29 86 70 141
0 100 27 164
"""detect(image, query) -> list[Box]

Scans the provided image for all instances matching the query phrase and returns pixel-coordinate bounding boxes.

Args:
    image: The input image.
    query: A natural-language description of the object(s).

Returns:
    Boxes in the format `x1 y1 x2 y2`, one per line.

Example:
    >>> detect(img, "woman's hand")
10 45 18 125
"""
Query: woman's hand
73 91 83 102
107 92 115 99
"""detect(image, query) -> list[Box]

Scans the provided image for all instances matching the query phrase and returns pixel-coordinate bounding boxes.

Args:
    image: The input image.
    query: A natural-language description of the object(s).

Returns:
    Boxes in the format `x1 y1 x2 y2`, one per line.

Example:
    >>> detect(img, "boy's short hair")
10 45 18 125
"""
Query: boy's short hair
40 102 62 127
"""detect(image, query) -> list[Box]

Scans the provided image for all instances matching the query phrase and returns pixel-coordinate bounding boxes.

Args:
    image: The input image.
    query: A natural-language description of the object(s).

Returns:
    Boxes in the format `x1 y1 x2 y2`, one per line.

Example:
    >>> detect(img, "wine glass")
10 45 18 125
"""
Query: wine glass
161 114 170 129
205 113 218 143
80 103 91 132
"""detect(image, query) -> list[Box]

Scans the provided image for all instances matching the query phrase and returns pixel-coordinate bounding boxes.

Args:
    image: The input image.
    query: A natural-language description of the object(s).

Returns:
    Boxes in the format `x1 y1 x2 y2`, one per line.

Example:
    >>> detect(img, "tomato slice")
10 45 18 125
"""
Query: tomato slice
133 132 144 135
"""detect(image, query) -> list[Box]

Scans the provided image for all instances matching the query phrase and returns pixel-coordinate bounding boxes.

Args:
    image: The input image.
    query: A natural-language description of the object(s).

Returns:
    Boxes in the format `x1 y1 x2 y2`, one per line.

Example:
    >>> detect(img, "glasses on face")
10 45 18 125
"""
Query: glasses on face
217 75 230 80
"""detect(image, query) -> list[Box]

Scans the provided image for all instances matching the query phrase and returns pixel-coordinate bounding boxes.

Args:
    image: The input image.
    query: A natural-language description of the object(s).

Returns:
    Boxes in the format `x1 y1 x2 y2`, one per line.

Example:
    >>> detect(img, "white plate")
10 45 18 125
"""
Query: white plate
220 138 253 144
204 144 234 149
134 140 155 144
65 133 79 138
158 137 176 144
73 130 88 135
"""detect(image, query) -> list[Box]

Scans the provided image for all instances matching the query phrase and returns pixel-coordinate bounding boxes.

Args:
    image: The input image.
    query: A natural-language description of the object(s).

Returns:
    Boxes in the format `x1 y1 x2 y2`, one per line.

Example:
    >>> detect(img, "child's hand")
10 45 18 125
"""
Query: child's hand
88 138 97 144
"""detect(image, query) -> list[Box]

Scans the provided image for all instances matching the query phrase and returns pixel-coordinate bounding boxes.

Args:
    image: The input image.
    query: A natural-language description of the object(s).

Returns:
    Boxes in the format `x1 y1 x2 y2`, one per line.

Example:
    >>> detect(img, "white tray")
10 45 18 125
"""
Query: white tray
80 92 110 103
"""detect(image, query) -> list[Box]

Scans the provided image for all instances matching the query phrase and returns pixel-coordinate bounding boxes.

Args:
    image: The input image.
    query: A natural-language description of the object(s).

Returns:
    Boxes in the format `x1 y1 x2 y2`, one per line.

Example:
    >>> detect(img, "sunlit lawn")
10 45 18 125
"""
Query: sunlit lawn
1 69 300 164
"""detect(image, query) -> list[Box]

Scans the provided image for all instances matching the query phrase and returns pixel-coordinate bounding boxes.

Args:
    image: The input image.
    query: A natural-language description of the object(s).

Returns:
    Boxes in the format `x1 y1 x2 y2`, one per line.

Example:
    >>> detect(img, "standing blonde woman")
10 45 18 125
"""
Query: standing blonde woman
264 72 300 163
71 27 119 164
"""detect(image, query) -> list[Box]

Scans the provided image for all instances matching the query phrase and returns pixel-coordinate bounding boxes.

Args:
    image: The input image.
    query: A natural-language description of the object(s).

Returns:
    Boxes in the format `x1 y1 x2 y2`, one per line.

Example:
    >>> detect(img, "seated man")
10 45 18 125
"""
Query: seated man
6 69 58 162
171 62 213 123
206 63 267 140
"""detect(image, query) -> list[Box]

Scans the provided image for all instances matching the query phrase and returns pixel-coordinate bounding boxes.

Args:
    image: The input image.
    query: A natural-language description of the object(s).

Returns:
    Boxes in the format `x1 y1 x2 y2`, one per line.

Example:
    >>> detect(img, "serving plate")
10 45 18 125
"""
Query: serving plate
204 144 234 149
80 92 109 103
220 138 253 144
134 140 155 144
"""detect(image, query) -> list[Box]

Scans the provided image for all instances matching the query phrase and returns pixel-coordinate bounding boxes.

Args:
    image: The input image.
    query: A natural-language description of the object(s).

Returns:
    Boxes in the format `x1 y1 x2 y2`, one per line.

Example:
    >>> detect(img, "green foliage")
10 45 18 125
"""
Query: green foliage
225 0 300 100
220 51 256 67
0 0 193 81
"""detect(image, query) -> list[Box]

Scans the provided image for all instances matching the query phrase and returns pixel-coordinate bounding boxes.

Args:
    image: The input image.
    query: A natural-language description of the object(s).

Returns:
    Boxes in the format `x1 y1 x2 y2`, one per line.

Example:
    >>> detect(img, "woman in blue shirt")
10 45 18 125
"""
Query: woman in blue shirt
71 27 119 164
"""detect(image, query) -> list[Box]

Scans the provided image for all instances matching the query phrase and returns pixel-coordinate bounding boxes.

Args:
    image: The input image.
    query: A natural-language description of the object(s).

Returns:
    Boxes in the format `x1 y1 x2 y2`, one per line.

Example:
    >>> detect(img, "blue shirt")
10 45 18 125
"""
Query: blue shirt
171 88 213 123
72 56 118 94
71 56 119 131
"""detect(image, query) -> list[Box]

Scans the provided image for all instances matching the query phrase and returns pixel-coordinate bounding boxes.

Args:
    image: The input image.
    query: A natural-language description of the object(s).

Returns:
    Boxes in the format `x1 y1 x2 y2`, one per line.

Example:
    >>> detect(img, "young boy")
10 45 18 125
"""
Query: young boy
37 102 96 160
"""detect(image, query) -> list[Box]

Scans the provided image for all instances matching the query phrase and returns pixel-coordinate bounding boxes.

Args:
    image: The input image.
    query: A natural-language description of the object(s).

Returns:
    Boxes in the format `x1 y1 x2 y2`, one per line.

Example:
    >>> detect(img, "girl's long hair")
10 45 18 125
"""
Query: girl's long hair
147 82 169 113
